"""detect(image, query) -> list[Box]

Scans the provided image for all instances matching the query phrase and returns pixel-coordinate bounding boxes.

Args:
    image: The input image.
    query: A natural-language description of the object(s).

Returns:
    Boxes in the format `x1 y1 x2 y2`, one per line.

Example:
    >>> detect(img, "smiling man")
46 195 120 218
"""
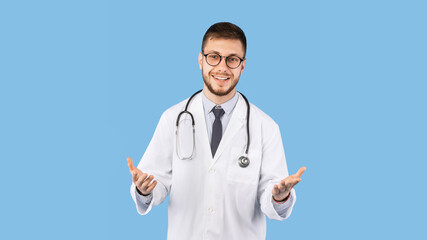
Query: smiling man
127 22 306 240
200 37 244 101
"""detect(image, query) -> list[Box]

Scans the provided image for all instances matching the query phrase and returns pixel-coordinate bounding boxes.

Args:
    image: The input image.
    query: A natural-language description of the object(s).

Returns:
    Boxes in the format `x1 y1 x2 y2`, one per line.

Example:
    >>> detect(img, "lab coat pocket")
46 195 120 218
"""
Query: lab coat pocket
226 146 262 185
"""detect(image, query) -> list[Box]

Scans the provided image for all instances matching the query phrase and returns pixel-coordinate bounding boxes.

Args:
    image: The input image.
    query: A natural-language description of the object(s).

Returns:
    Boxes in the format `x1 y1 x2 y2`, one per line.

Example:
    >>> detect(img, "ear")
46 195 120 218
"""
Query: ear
198 52 203 70
240 58 247 72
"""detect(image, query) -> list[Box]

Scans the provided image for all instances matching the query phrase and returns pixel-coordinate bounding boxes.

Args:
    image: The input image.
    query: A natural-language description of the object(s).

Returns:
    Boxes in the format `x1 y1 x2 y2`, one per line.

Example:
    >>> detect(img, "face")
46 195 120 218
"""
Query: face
198 38 246 97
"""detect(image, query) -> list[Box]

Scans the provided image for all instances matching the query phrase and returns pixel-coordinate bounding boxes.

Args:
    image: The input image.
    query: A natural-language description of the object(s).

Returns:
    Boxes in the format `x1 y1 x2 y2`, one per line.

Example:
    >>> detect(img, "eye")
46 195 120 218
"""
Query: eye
209 54 219 59
228 57 239 62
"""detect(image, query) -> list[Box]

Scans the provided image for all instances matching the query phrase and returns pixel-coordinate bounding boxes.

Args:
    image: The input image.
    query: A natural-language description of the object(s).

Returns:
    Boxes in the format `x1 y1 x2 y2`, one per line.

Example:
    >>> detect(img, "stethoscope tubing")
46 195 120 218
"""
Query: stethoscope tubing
176 89 250 167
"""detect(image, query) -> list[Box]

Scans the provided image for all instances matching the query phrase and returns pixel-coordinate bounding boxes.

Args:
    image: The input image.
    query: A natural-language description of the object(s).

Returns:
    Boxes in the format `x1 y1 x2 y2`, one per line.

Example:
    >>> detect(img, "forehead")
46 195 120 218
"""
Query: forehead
204 38 245 57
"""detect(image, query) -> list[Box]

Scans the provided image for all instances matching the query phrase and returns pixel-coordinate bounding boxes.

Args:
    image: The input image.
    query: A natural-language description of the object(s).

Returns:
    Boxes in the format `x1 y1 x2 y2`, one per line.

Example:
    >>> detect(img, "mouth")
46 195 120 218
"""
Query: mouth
212 74 231 83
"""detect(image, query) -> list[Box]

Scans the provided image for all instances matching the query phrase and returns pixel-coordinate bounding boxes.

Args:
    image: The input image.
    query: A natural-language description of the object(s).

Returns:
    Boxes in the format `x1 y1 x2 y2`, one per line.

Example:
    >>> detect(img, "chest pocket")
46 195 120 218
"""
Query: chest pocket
226 146 262 185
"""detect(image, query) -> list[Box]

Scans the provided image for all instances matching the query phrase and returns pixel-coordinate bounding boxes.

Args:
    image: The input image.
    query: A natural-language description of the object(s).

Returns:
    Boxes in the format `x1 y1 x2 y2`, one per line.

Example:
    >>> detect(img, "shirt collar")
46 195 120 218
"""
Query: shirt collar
201 90 239 116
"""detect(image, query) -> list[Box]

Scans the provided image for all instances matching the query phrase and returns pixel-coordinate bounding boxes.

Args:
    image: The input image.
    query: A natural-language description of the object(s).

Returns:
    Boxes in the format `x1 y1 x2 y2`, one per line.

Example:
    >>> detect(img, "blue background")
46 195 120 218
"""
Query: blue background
1 0 426 239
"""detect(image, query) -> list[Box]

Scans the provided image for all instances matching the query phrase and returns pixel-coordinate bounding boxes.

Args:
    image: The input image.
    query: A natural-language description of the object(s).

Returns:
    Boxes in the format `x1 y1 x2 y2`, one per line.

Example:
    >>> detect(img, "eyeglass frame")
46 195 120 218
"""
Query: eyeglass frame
201 51 246 69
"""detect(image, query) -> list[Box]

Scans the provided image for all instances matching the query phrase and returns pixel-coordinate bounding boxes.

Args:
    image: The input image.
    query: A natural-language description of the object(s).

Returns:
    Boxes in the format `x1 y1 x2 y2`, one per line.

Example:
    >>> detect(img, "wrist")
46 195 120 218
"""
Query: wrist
136 187 151 196
273 192 290 204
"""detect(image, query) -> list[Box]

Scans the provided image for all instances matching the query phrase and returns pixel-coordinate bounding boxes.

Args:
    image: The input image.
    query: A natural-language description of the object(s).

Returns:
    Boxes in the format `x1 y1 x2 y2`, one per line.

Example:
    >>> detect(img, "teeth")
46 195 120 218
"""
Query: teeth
213 75 230 80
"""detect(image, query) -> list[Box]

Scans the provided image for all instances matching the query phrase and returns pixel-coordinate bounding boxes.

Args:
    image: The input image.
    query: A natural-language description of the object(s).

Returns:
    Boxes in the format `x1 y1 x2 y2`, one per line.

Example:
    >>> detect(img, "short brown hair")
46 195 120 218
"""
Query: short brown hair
201 22 247 58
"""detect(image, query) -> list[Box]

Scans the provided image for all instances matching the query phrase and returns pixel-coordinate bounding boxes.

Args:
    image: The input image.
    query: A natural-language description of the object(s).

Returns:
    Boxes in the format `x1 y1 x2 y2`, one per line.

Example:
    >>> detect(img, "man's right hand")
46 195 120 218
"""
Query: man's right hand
127 157 157 196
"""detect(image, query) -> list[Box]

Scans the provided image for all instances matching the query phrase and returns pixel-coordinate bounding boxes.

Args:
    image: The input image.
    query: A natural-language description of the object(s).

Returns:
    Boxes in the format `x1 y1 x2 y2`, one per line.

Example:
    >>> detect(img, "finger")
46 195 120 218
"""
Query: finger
288 177 301 186
287 178 302 189
132 170 142 183
146 180 157 193
127 157 135 171
135 173 148 187
135 175 144 188
274 184 280 194
280 178 288 188
294 166 306 178
141 175 154 189
146 178 157 188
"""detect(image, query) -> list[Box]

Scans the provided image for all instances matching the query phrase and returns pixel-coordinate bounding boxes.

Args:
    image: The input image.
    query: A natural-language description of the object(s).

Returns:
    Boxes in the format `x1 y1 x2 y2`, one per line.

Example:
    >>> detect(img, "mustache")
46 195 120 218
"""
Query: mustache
210 72 232 77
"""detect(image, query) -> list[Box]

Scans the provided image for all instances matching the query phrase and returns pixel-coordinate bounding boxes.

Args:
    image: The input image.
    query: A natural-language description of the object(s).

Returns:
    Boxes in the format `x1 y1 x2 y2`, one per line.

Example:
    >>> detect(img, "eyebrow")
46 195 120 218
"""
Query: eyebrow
205 50 243 58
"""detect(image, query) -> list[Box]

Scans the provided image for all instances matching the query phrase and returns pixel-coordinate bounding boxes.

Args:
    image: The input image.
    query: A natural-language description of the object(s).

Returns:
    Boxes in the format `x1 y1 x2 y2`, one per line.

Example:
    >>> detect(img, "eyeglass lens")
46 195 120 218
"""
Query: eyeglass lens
206 54 241 68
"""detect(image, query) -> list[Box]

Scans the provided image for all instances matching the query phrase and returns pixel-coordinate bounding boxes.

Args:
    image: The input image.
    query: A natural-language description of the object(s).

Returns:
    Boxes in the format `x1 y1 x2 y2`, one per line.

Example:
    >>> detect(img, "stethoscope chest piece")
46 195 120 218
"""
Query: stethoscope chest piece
238 156 250 168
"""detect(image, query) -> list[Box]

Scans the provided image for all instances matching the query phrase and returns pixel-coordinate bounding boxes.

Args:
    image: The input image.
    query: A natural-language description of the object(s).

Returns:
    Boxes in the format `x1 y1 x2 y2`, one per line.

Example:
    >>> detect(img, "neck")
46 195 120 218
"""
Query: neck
203 86 236 105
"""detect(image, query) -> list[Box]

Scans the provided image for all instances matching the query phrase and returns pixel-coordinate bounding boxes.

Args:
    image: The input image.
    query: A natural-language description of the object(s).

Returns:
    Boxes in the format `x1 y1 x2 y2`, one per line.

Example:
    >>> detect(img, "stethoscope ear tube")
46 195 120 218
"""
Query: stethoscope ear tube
175 90 201 160
176 123 195 160
176 89 202 127
176 110 195 127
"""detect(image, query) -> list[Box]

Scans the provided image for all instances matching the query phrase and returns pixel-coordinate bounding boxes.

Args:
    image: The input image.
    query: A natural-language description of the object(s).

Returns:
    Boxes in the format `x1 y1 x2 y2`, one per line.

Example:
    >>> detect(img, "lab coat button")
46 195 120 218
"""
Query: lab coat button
208 207 213 213
209 169 215 174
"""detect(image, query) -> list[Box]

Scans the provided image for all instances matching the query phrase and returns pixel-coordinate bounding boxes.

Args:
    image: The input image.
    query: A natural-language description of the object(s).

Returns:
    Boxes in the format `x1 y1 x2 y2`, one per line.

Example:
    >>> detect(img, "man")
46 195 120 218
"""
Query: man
127 22 306 240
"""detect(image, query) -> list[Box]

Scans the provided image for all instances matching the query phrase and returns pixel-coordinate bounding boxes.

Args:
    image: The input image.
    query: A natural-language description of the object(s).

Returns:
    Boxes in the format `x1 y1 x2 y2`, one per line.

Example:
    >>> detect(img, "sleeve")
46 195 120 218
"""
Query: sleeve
130 111 173 215
257 121 297 221
271 192 295 217
134 187 153 212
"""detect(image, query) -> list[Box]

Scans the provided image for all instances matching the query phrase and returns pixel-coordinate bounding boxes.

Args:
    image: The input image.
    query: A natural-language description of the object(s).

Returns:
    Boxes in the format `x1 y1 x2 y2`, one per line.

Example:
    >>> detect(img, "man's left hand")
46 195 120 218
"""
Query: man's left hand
272 166 306 202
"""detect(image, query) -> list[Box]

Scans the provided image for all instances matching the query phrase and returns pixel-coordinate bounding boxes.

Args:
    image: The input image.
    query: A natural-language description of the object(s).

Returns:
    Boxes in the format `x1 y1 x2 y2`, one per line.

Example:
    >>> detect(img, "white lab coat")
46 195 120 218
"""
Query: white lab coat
130 92 296 240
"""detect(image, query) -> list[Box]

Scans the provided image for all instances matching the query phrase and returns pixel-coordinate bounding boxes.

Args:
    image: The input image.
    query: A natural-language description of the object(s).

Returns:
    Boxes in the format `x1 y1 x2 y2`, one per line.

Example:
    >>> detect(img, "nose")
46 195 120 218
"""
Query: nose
216 56 230 72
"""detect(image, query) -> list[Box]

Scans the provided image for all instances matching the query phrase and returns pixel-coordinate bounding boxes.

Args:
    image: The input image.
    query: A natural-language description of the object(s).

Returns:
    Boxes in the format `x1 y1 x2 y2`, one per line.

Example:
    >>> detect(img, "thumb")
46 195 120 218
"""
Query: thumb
127 157 135 172
295 166 306 178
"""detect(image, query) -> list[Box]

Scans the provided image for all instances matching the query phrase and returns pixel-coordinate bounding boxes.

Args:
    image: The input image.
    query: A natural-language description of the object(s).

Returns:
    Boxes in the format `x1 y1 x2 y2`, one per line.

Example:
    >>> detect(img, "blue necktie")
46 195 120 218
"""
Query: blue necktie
211 106 225 157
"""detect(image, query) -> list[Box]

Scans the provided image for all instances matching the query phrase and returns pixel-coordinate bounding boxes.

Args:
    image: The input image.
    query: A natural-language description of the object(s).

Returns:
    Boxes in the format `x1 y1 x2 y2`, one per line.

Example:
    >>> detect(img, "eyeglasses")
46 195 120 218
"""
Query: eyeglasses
202 52 245 69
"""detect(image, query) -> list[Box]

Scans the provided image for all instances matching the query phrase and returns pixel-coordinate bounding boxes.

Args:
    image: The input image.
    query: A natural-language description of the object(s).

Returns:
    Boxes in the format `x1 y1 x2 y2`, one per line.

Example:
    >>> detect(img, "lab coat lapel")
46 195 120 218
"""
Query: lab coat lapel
211 93 245 166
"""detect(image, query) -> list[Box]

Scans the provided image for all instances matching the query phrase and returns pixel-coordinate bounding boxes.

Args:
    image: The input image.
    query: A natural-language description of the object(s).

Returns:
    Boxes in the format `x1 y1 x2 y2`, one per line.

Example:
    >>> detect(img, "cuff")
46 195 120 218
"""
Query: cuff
271 190 294 218
135 187 153 205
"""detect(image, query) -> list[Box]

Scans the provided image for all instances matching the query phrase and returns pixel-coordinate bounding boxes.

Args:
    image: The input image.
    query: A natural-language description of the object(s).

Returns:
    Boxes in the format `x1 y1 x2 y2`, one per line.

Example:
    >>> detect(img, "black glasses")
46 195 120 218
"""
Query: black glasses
202 52 245 69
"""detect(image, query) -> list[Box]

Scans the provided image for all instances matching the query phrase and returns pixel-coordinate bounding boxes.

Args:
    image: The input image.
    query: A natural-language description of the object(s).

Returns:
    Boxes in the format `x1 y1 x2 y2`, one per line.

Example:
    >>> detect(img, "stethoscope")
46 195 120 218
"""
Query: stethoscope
176 89 251 168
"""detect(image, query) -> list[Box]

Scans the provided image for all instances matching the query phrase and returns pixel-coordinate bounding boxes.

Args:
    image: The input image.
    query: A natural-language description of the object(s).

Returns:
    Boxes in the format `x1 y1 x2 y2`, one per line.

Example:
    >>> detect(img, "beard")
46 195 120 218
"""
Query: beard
202 68 239 97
